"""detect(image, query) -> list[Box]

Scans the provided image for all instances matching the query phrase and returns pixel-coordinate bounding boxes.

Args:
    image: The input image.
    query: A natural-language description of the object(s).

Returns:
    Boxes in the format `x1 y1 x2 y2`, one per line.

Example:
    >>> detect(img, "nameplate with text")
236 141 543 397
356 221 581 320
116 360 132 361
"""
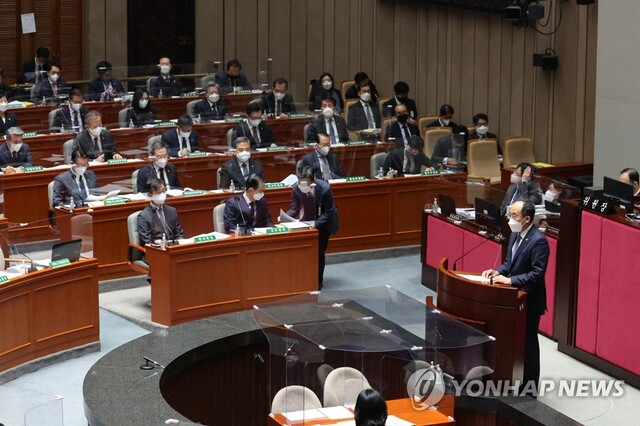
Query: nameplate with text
0 275 8 284
188 152 207 158
107 158 127 164
157 122 175 127
180 92 197 97
183 190 204 197
267 146 287 152
422 169 440 176
265 183 286 190
194 235 217 243
23 166 44 173
288 113 307 119
267 227 289 234
23 132 38 137
50 258 70 268
225 116 243 123
581 195 615 215
346 176 367 182
347 141 367 146
235 90 253 95
104 198 126 206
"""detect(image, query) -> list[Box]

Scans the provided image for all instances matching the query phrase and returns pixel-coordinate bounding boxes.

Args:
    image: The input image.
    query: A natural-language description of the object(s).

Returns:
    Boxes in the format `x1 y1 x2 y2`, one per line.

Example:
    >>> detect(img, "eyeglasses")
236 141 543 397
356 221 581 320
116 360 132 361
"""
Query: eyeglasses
154 155 169 160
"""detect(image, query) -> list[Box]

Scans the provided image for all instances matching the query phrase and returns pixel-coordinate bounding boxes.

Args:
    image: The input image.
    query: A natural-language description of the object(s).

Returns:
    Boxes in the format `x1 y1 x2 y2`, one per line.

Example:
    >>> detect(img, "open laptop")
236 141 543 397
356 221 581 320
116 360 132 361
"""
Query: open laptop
51 239 83 262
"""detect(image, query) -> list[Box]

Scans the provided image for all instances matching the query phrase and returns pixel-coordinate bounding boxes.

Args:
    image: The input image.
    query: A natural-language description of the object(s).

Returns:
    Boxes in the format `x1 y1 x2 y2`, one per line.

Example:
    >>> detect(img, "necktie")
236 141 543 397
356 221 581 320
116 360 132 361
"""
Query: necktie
12 151 17 161
402 125 410 145
241 163 249 179
320 156 332 180
157 167 167 185
252 126 261 144
249 202 256 226
52 83 57 96
404 152 413 174
328 119 337 144
73 111 79 128
181 137 188 152
78 176 88 200
276 100 282 116
365 104 374 128
156 208 170 236
93 136 100 151
511 235 522 261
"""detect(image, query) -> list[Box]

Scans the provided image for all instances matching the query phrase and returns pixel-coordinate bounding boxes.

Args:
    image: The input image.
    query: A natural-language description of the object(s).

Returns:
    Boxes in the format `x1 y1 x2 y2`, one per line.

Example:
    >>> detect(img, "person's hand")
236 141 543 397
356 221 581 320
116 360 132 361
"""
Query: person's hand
278 113 289 119
179 148 190 157
481 269 497 278
276 216 281 223
96 153 106 162
3 166 16 175
492 274 511 286
522 166 532 182
270 143 278 148
447 158 459 166
113 153 123 160
408 117 417 125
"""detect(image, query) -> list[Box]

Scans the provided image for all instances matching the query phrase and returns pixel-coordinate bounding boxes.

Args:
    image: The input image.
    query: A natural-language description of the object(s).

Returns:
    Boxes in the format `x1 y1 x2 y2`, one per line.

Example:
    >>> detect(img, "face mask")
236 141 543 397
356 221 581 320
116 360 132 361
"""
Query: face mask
152 193 166 205
252 191 264 201
236 151 251 163
49 73 60 83
360 92 371 102
318 146 330 156
89 126 102 137
74 165 87 176
440 118 450 126
322 107 334 119
476 125 489 135
160 65 171 74
180 131 191 139
508 217 526 233
138 99 149 109
397 113 408 124
299 183 312 194
274 92 286 101
208 93 220 103
154 158 168 169
510 174 522 185
0 102 7 112
71 102 82 112
544 190 555 202
8 142 22 153
249 118 261 127
322 80 333 90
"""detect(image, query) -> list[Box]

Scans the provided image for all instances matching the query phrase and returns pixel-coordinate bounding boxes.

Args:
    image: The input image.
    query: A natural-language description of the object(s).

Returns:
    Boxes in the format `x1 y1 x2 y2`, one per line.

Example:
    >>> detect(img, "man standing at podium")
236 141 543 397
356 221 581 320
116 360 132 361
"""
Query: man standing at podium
482 199 549 397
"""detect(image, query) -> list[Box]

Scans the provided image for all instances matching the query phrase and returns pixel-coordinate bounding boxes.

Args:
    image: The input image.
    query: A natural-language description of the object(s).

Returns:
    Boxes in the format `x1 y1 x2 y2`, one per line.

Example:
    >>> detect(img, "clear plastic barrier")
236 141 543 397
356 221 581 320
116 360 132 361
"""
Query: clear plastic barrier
0 384 63 426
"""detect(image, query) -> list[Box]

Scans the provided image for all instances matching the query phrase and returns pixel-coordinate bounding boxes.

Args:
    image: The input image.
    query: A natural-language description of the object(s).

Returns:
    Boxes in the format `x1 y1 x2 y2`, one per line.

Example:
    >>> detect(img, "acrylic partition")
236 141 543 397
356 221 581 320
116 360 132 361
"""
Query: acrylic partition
0 384 64 426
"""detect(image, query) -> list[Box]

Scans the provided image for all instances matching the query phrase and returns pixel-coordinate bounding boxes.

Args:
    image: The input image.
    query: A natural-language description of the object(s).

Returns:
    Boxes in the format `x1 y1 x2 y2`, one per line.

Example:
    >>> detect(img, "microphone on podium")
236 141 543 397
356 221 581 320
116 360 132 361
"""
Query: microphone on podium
452 232 496 272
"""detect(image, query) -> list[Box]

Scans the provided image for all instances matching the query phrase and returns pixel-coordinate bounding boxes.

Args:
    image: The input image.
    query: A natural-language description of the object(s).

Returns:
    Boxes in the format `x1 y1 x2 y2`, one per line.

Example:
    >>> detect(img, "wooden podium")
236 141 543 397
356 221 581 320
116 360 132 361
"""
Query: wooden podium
435 258 526 381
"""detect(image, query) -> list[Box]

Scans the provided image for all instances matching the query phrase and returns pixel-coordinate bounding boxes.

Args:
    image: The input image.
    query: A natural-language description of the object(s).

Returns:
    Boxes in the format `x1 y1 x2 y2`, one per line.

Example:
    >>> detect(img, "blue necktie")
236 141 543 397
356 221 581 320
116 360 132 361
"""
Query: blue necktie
511 235 522 261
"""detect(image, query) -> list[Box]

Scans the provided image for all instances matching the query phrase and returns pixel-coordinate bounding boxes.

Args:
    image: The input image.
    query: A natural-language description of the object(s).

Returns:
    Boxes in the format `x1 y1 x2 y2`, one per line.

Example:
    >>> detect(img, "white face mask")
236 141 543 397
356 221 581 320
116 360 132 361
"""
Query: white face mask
440 118 450 126
249 118 261 127
138 99 149 109
8 142 22 153
322 80 333 90
71 102 82 112
359 92 371 102
508 217 525 233
236 151 251 163
274 92 286 101
318 146 330 156
544 190 555 202
511 174 522 184
152 192 166 205
0 102 8 112
208 93 220 103
74 165 87 176
180 131 191 139
476 125 489 135
299 183 312 194
252 191 264 201
49 73 60 83
160 65 171 74
322 107 334 119
89 126 102 137
154 158 168 169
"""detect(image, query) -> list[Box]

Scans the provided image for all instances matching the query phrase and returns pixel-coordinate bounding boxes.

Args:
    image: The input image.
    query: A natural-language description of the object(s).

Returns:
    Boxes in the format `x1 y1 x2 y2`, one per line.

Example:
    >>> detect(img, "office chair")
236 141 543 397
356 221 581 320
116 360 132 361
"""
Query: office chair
271 385 322 414
323 366 370 407
127 211 149 275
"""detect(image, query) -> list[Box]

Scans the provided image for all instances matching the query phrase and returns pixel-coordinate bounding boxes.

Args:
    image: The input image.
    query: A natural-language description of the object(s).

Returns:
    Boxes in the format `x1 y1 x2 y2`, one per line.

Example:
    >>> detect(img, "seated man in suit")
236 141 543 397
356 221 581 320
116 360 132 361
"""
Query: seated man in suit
259 77 297 118
0 126 33 173
307 97 350 144
215 59 251 94
299 133 345 180
150 57 182 97
385 103 420 149
194 83 227 121
20 46 50 84
52 150 97 207
383 135 435 177
223 174 273 233
501 162 542 215
347 82 381 131
426 104 458 130
483 199 550 396
136 141 181 193
88 61 126 101
73 110 123 162
431 125 469 166
33 63 69 104
232 102 276 149
382 81 418 121
137 178 185 246
51 88 88 133
161 114 200 158
0 93 19 136
344 72 380 104
218 137 266 190
619 167 640 196
468 112 497 141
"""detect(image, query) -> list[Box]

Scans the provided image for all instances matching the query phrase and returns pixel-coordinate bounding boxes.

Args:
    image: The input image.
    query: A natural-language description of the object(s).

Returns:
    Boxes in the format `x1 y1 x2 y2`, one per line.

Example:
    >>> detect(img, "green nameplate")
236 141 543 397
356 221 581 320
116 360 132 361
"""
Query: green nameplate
51 258 71 268
104 197 126 205
265 182 286 190
267 146 286 152
235 90 253 95
183 190 204 197
181 92 197 97
266 227 289 234
194 235 217 243
23 166 44 173
7 103 25 109
422 169 440 176
157 122 175 127
107 158 127 164
121 95 133 102
346 176 367 182
348 141 367 146
225 116 243 122
0 275 8 283
188 152 207 158
289 113 307 119
23 132 38 138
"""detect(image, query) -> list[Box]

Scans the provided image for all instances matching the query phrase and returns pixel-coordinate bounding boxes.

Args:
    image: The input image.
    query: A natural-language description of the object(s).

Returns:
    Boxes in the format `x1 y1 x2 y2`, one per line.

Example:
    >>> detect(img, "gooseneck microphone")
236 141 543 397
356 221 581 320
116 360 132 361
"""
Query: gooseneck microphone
452 233 496 272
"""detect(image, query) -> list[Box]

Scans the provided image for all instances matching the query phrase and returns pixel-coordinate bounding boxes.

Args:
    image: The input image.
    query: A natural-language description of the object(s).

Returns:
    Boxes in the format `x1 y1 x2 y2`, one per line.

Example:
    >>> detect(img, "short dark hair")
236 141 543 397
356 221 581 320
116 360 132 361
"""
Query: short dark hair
69 88 84 100
147 177 166 193
96 61 112 74
521 199 536 222
354 72 369 85
148 141 166 156
516 162 536 176
132 88 151 109
439 104 454 116
407 135 425 151
321 97 336 106
226 59 241 70
354 389 387 426
319 72 334 85
177 114 193 128
357 82 371 93
453 125 469 142
71 150 89 163
393 81 409 94
246 101 263 115
234 136 250 148
472 112 489 125
246 174 264 190
298 166 316 181
36 47 50 59
47 62 62 72
273 77 288 89
316 133 330 144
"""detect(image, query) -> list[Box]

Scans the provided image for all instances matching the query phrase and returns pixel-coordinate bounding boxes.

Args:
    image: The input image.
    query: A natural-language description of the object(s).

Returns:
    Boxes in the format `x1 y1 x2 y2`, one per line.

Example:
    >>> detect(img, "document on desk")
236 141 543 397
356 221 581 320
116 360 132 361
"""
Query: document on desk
282 408 325 422
86 190 120 201
120 193 149 201
318 406 353 420
456 273 490 284
280 174 298 187
385 415 415 426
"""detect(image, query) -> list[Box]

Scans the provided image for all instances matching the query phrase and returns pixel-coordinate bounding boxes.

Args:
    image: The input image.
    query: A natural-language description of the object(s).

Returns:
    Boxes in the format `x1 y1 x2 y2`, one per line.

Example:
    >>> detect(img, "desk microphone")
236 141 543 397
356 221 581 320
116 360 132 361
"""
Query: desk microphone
9 237 38 273
452 233 495 272
157 208 176 243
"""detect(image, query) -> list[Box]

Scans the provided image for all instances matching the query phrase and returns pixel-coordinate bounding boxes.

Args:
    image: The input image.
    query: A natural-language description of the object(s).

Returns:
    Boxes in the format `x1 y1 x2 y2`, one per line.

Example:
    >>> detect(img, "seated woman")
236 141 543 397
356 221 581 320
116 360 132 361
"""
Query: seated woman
126 88 157 127
308 72 344 114
0 93 18 136
354 389 387 426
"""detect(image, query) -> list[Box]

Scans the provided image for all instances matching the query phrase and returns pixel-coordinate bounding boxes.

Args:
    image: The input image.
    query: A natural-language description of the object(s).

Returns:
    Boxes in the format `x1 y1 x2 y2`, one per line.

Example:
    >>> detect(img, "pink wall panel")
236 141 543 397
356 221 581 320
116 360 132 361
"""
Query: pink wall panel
426 216 464 268
575 211 603 354
460 232 502 274
539 237 558 337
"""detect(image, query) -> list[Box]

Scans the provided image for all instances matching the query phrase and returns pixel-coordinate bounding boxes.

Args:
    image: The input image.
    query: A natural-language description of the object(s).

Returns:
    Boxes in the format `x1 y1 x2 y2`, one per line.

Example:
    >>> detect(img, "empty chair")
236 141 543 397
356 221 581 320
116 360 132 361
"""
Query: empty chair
147 135 162 150
146 77 156 93
186 100 200 118
466 139 501 184
423 127 451 160
271 385 322 414
303 123 310 143
127 211 149 275
131 169 139 194
316 364 334 400
226 128 236 147
323 367 370 407
118 107 131 128
503 136 535 169
200 74 216 89
47 181 55 209
63 139 75 164
340 80 355 99
417 114 440 136
213 203 226 233
370 152 388 178
48 108 62 130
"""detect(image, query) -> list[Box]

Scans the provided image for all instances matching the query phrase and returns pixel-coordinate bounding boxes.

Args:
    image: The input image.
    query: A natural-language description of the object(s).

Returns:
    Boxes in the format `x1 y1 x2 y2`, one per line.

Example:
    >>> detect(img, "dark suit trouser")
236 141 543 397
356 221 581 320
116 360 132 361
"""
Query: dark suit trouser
522 313 541 396
318 229 331 289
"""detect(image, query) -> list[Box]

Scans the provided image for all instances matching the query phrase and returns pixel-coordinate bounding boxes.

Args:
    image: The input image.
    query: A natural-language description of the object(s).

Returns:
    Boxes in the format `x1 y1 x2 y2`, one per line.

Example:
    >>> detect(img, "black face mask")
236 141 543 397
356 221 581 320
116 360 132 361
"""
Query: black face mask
397 114 409 124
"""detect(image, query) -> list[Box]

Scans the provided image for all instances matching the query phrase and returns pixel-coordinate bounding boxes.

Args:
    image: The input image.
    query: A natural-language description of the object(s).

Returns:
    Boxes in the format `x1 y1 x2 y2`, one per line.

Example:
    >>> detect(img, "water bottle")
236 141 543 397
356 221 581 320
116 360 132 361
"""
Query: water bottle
160 233 167 250
158 89 163 99
376 167 384 179
432 197 439 215
230 180 236 192
235 226 240 237
129 119 134 128
69 197 75 213
42 96 46 105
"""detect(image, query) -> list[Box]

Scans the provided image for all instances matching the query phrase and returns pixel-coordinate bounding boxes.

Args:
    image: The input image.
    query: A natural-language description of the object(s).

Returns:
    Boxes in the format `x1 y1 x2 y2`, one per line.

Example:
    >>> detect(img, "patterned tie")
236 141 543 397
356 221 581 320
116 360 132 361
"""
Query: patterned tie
156 207 171 236
365 104 374 128
52 82 57 96
93 136 100 151
252 126 261 144
511 235 522 261
328 119 337 144
78 176 88 200
241 163 249 180
320 156 332 180
402 125 410 145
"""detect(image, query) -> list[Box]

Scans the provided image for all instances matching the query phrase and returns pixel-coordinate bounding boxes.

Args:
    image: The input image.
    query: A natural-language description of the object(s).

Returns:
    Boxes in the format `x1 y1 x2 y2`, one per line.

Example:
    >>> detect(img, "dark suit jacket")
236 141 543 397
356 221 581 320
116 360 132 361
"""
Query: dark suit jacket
0 83 15 100
150 75 182 97
33 78 69 101
307 84 344 113
232 121 275 149
426 119 458 130
298 151 345 180
51 106 89 133
194 99 227 121
259 93 297 116
431 135 466 165
468 130 501 154
496 226 549 316
383 148 435 176
20 59 50 84
161 129 200 157
307 115 350 144
381 97 418 119
125 107 158 127
136 163 181 193
52 169 98 207
501 182 543 215
223 194 273 232
87 77 126 100
344 82 380 104
385 122 420 149
286 179 339 235
214 72 251 94
0 142 33 168
137 204 185 245
347 101 381 131
0 113 19 136
218 158 265 189
73 129 119 160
